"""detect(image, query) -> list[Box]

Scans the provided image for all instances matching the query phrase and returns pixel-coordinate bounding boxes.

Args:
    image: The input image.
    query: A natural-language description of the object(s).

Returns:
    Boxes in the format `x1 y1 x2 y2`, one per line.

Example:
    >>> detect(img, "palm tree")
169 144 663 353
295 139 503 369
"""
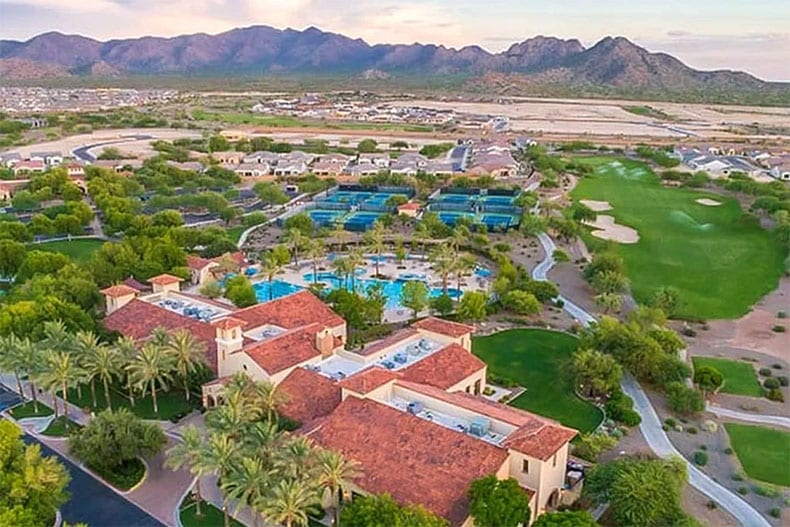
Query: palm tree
275 436 316 482
114 336 138 406
450 224 471 255
16 337 44 412
261 479 319 527
39 350 84 429
429 245 455 294
331 223 351 253
317 450 359 525
258 255 284 301
284 228 308 266
73 330 106 406
0 335 25 398
82 342 122 410
201 433 241 527
330 257 351 290
150 327 171 347
306 239 326 284
413 225 432 259
245 420 281 468
453 252 477 292
126 343 175 415
42 320 74 352
345 250 364 292
363 221 387 277
166 426 210 518
221 457 272 527
166 330 207 402
252 380 282 424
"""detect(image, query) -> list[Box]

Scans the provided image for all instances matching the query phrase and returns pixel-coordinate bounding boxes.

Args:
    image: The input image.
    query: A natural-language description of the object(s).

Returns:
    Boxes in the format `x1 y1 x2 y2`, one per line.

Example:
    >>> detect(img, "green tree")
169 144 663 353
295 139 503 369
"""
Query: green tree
430 294 454 317
595 291 623 315
457 291 488 322
0 335 26 398
284 228 309 265
39 350 84 428
209 135 231 152
357 139 378 153
202 433 242 527
253 182 289 205
429 245 455 294
571 203 597 223
317 449 359 525
126 343 175 415
73 330 108 407
165 426 210 518
166 329 208 401
666 382 705 414
282 212 314 237
570 348 623 398
200 280 223 299
225 275 258 307
364 221 388 277
221 456 271 527
81 341 121 410
572 433 618 463
591 270 629 294
502 290 540 315
306 239 326 284
0 239 26 277
650 286 681 316
693 366 724 398
16 250 71 282
533 510 598 527
257 255 284 302
468 476 531 527
261 479 319 527
0 420 70 527
400 280 430 318
340 493 448 527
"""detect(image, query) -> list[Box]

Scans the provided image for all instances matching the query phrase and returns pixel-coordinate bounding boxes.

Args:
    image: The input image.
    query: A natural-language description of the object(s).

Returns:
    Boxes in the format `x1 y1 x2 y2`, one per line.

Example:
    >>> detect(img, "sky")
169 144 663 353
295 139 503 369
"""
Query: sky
1 0 789 80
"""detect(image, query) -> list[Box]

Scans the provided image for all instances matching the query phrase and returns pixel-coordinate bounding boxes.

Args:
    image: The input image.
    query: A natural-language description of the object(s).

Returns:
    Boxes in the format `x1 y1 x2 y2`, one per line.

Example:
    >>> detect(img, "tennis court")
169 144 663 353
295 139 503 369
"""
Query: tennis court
344 211 385 231
479 195 516 206
438 211 476 226
363 193 408 207
308 209 347 226
480 213 517 229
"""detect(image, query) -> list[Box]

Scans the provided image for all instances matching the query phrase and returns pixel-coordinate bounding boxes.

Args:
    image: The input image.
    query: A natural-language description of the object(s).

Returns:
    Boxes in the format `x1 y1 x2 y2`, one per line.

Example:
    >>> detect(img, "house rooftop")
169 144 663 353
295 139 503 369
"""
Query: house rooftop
338 366 398 394
399 343 485 390
412 317 475 338
277 367 342 426
232 290 345 331
240 323 325 375
100 284 139 297
148 273 183 285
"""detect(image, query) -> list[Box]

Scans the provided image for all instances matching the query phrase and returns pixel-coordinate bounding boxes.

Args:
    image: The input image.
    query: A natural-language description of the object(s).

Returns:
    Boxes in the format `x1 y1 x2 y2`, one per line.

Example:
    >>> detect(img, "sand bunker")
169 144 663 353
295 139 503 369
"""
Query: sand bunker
585 215 640 244
580 199 613 212
696 198 722 207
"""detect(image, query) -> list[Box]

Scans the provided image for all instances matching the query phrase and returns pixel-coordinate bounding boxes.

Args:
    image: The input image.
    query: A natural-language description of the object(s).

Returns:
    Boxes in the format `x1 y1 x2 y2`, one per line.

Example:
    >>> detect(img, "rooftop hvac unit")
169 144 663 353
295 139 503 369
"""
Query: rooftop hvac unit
407 401 423 415
469 417 491 437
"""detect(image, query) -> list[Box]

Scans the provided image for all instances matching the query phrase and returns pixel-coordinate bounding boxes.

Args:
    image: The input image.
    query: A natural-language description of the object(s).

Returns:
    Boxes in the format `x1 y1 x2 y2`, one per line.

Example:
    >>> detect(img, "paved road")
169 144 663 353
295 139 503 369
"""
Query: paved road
72 135 154 162
532 230 770 527
707 404 790 429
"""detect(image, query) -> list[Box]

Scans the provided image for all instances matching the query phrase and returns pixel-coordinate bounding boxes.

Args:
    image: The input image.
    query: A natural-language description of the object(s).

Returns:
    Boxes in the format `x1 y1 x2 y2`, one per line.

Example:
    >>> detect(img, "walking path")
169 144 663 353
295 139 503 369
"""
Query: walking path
706 404 790 429
531 231 770 527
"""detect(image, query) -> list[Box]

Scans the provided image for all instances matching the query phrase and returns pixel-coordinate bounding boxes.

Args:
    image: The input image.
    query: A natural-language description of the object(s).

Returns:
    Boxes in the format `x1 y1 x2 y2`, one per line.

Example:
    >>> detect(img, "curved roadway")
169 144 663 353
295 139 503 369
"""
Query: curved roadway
531 229 771 527
706 404 790 429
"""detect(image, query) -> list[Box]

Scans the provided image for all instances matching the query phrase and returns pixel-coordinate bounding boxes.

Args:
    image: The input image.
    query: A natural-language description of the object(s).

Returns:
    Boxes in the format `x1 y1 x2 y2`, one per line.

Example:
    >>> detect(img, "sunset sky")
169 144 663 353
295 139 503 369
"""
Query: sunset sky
2 0 789 80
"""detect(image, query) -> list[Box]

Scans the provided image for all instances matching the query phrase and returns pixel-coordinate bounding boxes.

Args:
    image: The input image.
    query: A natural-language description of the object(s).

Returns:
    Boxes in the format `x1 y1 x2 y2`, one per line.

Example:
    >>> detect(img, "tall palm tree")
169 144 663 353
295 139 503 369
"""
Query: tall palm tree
330 257 351 290
261 479 319 527
413 226 432 260
17 337 44 412
150 327 171 347
73 330 105 406
245 420 281 469
201 433 241 527
205 389 249 437
345 250 364 292
253 380 283 424
306 239 326 284
275 436 316 482
166 426 210 518
42 320 74 352
126 343 175 415
363 221 387 277
317 450 359 525
39 350 84 429
453 252 477 292
331 223 351 253
221 457 272 527
114 336 138 406
450 224 471 255
284 228 308 266
0 335 25 398
258 255 284 301
82 341 122 410
166 330 207 402
429 245 455 294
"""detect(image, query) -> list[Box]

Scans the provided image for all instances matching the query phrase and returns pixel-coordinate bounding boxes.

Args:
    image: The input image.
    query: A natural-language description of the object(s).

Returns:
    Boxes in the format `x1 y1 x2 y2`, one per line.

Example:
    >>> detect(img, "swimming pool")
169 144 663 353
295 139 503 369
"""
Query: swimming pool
252 280 304 302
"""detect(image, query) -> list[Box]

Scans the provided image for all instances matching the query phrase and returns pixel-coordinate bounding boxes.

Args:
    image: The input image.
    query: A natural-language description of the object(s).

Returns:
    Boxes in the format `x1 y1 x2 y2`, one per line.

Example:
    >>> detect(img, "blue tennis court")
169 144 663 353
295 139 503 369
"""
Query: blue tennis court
344 211 384 231
480 213 517 229
363 193 407 206
436 193 475 203
438 211 475 226
308 209 346 226
480 195 516 206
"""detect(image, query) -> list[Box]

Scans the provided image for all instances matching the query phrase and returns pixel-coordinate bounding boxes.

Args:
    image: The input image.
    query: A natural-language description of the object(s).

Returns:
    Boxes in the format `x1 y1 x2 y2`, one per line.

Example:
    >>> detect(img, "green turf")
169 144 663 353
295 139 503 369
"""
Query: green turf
62 382 197 421
9 401 53 419
180 499 245 527
225 226 245 243
724 423 790 486
472 329 602 433
41 416 82 437
33 238 105 262
571 157 785 319
691 357 763 397
92 458 145 491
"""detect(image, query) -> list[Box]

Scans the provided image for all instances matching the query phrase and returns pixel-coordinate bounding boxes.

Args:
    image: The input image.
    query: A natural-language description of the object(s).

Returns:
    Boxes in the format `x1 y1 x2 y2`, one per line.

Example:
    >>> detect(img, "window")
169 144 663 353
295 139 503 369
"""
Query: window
522 459 529 474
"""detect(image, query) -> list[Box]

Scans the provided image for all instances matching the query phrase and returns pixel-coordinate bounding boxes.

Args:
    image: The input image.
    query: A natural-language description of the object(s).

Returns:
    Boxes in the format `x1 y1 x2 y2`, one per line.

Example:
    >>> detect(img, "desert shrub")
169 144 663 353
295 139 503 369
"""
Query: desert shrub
766 388 784 402
605 389 641 426
769 508 781 518
777 311 787 319
731 473 744 481
699 445 707 451
737 486 749 495
778 376 789 387
759 367 772 376
772 325 786 333
693 451 708 466
763 377 780 390
772 363 783 369
665 418 677 428
687 427 698 435
682 327 697 337
572 433 618 462
753 485 780 498
724 447 734 455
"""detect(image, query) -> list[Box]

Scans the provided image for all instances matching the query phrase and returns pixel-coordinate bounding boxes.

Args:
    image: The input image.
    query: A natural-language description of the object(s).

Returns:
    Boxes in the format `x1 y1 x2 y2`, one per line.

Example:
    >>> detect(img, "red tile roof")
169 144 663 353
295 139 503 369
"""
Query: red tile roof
413 317 474 338
187 251 246 271
400 344 485 390
308 396 509 527
240 323 323 375
122 277 150 292
503 422 578 461
100 284 139 297
338 366 398 394
277 368 341 426
356 328 419 357
186 255 212 271
148 273 183 285
211 317 245 330
398 202 422 210
103 299 218 372
233 291 344 330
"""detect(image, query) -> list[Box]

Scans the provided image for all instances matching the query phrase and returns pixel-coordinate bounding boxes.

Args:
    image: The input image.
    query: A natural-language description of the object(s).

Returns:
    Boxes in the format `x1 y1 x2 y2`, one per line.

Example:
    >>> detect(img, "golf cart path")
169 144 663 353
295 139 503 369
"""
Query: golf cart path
531 230 770 527
706 404 790 429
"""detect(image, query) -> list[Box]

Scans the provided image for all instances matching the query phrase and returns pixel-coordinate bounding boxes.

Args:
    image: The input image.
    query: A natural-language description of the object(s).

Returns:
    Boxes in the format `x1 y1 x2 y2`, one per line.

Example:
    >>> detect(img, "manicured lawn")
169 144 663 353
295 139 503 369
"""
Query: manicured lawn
180 499 244 527
571 158 785 319
9 401 53 419
692 357 763 397
41 416 82 437
472 329 602 433
92 458 146 491
33 238 105 262
62 382 197 421
225 226 245 243
724 423 790 486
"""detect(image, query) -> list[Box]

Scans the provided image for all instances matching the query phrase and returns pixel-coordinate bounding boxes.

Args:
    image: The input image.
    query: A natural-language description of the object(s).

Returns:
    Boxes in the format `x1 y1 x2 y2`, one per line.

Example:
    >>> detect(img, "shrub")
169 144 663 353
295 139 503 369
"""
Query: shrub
724 447 734 455
732 473 744 481
772 325 786 333
737 486 749 495
706 501 717 510
572 433 618 462
778 376 789 387
682 327 697 337
664 418 677 428
763 377 780 390
666 382 705 414
759 368 772 376
700 445 708 451
753 485 780 498
693 451 708 466
769 508 781 518
777 311 787 319
772 363 783 369
766 388 785 402
605 389 642 426
687 427 698 435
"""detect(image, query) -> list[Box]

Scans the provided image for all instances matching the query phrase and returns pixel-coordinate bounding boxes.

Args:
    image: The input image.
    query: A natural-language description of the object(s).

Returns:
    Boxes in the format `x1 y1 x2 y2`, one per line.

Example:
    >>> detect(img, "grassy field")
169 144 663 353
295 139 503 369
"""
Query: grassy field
33 238 105 263
41 416 82 437
9 401 53 419
691 357 763 397
180 499 244 527
571 158 785 319
472 329 602 433
63 382 197 421
725 423 790 486
225 226 246 244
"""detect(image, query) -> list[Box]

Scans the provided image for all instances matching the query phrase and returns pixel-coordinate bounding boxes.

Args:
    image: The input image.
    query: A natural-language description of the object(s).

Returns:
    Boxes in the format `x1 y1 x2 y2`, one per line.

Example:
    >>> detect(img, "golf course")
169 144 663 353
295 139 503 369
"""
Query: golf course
571 158 786 319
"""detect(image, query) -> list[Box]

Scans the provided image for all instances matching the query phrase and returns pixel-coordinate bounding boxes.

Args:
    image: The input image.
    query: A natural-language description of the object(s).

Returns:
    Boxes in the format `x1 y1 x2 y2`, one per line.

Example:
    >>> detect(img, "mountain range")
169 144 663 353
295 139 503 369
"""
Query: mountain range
0 25 786 101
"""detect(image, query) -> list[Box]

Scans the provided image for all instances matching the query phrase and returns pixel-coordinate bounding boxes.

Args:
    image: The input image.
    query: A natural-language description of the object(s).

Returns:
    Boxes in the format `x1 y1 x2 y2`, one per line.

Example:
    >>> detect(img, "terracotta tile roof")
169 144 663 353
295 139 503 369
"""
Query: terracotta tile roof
356 328 418 357
503 423 578 461
277 368 341 426
398 202 422 210
232 291 344 330
308 396 509 526
412 317 474 338
100 284 139 297
103 299 218 372
212 317 245 330
148 273 183 285
400 344 485 390
338 366 399 394
186 254 212 270
122 277 150 292
240 323 323 375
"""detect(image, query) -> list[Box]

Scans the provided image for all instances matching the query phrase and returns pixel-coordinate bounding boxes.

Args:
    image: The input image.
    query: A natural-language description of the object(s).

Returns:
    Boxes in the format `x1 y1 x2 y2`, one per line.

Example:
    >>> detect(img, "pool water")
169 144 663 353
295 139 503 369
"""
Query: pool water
474 266 492 278
252 280 304 301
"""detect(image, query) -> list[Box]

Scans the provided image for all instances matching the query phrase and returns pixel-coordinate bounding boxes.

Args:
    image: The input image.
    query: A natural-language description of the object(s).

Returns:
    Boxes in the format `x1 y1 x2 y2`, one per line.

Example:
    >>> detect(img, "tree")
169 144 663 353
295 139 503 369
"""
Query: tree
317 449 359 525
126 343 175 415
225 274 258 307
357 139 378 153
166 329 207 401
73 330 109 408
340 494 448 527
430 294 454 317
81 341 121 410
533 510 599 527
209 135 231 152
666 382 704 414
69 408 165 473
221 456 271 527
0 335 25 398
693 366 723 398
429 245 455 294
650 286 681 316
468 476 531 527
364 221 387 277
0 420 70 527
400 280 429 318
39 350 84 429
253 182 289 205
200 280 223 299
282 212 313 237
306 239 326 284
0 239 26 277
591 270 628 294
257 255 284 302
502 290 540 315
457 291 488 322
570 348 622 398
572 433 618 463
201 433 241 527
16 250 71 282
261 479 319 527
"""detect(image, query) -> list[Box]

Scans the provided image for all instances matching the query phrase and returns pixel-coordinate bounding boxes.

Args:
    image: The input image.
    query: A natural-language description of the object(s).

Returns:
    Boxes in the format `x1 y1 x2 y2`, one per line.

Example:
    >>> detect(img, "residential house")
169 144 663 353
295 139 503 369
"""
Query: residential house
767 155 790 181
243 151 279 165
0 179 29 200
212 151 244 165
397 202 422 217
12 159 45 175
357 153 391 169
233 162 271 178
0 152 21 167
29 151 63 166
186 251 247 286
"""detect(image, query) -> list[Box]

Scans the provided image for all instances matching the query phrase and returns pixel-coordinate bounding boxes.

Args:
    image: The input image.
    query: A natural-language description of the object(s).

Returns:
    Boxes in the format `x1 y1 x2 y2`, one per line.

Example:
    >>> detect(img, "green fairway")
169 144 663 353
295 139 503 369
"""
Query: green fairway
692 357 763 397
33 238 105 262
472 329 602 433
9 401 53 419
571 158 785 319
725 423 790 486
